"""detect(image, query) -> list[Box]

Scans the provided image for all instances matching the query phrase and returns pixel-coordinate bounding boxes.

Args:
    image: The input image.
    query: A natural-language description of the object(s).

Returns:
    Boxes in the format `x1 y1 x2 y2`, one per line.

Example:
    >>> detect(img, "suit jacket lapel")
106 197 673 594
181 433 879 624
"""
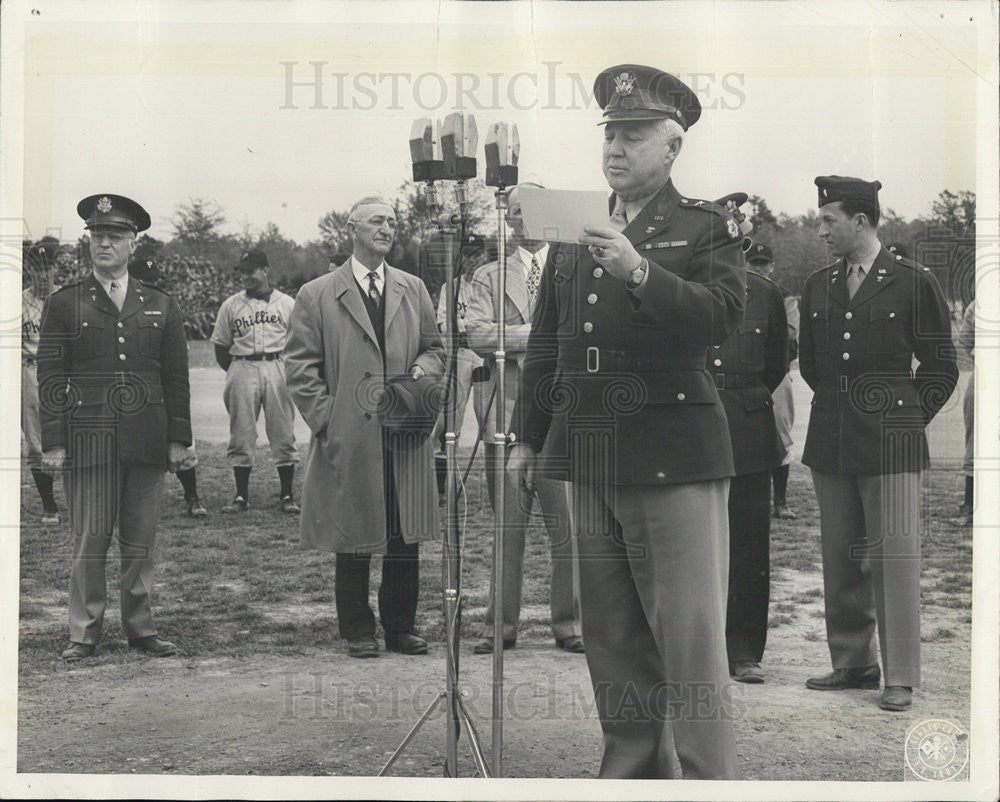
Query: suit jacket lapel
383 265 405 332
848 247 897 309
332 262 378 346
620 180 683 249
118 279 147 320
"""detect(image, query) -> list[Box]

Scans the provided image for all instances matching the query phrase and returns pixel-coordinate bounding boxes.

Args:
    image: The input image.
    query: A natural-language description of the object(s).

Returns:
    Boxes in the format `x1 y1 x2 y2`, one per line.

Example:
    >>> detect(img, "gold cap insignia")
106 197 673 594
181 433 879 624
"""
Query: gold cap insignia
614 71 636 96
96 196 113 213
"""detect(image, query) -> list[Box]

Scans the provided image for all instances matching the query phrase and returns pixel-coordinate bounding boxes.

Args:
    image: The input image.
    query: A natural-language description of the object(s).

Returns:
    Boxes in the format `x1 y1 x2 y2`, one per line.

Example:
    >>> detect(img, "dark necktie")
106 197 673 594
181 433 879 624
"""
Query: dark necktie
610 199 628 232
367 270 381 307
526 254 541 305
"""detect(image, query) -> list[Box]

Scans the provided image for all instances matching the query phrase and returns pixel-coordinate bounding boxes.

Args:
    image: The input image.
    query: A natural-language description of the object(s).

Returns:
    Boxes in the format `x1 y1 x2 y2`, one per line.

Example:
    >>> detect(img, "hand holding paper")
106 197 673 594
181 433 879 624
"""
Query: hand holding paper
518 187 610 244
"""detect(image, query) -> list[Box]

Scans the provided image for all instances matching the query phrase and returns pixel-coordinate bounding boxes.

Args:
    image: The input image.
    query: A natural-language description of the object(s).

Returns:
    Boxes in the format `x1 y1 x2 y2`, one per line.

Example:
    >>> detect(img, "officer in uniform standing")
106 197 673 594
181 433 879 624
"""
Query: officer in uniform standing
38 194 191 661
711 196 788 684
211 249 300 514
800 176 957 712
510 65 745 779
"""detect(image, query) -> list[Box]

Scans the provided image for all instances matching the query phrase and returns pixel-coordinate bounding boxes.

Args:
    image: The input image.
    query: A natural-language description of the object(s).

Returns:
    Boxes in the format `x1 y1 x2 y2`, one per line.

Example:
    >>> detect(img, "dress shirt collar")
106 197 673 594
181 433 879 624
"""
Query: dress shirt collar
351 256 385 288
517 244 549 277
93 270 128 298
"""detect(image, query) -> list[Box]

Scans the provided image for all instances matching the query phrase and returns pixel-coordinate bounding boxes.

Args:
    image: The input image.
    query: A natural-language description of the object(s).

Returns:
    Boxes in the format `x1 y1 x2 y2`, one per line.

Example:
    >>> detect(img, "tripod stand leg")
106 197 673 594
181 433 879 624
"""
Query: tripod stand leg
378 692 447 776
457 693 492 777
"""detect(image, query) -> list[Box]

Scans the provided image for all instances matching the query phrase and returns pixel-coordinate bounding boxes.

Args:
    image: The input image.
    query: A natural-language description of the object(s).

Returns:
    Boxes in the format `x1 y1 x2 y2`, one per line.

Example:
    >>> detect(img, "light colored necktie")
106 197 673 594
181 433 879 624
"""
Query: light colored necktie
367 270 381 306
109 280 125 311
846 264 865 300
610 198 628 232
525 254 541 305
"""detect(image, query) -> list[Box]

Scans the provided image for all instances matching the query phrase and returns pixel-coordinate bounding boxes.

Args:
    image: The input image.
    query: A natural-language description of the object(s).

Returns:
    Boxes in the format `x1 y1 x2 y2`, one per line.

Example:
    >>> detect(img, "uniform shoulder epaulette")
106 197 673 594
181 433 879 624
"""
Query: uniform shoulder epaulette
747 269 781 291
805 261 839 282
888 253 925 273
51 278 84 294
134 276 173 296
678 196 729 216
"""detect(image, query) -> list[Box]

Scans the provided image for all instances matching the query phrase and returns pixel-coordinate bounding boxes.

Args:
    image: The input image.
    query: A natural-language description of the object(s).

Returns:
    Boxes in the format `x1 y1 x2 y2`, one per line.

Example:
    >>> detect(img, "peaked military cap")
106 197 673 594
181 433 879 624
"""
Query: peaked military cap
746 242 774 264
594 64 702 130
814 176 882 208
77 194 151 232
715 192 753 241
236 248 269 271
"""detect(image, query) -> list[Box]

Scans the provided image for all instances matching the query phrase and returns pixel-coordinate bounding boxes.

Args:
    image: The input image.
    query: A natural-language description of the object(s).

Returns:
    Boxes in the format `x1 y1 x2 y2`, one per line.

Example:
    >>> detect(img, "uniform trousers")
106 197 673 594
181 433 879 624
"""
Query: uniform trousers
725 470 771 664
479 460 581 641
572 478 736 780
64 463 165 645
771 373 795 466
21 362 43 462
811 469 922 687
335 448 419 639
223 358 299 468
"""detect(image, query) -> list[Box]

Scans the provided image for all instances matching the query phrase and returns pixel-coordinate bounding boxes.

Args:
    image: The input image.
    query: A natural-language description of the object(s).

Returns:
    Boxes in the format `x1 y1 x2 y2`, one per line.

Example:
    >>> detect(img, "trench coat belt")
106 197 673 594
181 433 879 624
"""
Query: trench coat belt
562 347 707 375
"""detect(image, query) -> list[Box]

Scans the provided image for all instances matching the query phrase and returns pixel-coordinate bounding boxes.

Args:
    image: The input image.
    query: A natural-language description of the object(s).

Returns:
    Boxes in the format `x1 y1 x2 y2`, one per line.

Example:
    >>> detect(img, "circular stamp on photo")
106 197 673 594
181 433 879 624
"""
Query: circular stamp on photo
904 718 969 781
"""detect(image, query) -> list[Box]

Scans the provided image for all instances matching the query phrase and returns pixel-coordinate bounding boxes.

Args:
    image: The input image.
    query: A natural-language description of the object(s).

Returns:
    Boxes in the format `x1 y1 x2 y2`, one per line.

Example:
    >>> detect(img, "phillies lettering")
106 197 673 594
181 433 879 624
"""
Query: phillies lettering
232 309 284 336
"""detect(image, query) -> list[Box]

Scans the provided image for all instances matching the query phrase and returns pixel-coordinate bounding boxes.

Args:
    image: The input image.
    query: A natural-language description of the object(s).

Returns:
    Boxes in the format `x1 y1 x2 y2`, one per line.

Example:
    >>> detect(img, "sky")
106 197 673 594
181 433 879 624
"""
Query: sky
3 0 992 246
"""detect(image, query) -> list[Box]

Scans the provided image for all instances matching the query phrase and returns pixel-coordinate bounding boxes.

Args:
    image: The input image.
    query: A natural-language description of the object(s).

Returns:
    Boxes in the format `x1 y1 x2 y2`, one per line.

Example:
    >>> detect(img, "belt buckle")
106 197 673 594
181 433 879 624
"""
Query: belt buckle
586 346 599 374
715 373 725 390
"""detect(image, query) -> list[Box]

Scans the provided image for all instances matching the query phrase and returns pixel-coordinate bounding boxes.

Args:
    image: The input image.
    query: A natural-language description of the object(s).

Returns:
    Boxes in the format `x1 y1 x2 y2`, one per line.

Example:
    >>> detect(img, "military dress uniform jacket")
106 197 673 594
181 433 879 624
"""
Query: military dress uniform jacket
799 247 956 475
37 275 192 468
707 270 788 477
514 180 747 485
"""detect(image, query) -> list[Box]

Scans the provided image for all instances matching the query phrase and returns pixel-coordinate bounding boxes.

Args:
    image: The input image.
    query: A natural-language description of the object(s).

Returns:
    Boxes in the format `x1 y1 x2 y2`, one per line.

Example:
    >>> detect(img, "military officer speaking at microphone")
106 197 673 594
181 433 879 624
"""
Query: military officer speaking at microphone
509 65 746 780
38 194 192 662
800 177 957 712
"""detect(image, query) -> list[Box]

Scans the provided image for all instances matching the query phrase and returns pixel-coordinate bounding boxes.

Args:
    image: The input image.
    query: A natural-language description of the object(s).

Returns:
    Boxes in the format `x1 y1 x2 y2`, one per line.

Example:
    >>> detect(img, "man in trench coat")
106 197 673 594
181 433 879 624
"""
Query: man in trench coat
283 196 444 659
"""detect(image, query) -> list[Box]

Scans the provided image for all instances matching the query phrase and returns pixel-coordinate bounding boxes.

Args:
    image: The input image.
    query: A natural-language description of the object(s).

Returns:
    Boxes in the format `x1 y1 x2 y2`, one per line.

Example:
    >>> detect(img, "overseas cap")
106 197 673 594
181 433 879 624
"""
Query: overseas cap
594 64 702 130
236 249 269 271
814 176 882 208
77 194 151 232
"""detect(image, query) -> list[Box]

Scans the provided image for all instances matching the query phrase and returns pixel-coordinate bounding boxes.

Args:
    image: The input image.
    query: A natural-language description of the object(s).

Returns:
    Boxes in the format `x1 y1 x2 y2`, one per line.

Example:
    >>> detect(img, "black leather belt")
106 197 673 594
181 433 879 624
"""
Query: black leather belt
234 352 282 362
563 346 706 375
712 372 758 390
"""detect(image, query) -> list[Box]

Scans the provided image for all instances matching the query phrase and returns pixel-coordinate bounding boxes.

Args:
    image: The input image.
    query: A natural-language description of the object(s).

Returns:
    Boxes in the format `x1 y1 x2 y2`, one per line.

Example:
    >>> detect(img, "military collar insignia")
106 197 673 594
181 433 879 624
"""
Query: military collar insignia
614 71 636 96
653 215 664 221
96 196 113 213
645 226 656 234
694 200 705 206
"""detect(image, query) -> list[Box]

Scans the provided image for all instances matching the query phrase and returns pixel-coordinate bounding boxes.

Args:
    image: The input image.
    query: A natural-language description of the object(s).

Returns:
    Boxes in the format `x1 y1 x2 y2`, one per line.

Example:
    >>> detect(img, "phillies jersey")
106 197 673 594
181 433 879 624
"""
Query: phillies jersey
211 289 295 356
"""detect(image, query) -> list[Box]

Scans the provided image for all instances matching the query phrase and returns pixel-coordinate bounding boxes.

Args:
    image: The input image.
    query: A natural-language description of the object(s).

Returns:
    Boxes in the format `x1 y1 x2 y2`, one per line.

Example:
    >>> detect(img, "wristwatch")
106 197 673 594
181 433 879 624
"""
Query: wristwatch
626 258 648 291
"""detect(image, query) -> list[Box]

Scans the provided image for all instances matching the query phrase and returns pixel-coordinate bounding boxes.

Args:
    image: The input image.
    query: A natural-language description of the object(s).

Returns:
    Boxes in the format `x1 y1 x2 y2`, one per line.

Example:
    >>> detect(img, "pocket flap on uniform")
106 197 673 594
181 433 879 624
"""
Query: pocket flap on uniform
741 384 772 412
738 320 766 335
809 307 829 322
869 305 896 321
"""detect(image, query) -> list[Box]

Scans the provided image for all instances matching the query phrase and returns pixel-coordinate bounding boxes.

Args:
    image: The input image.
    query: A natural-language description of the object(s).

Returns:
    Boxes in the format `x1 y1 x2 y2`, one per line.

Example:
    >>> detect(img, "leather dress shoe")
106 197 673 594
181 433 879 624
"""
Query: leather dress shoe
61 642 96 662
473 637 516 654
186 497 209 518
280 496 301 514
221 496 249 514
879 685 913 711
555 636 585 654
731 659 765 683
773 503 797 519
347 636 379 658
806 664 881 690
385 632 428 655
128 636 179 657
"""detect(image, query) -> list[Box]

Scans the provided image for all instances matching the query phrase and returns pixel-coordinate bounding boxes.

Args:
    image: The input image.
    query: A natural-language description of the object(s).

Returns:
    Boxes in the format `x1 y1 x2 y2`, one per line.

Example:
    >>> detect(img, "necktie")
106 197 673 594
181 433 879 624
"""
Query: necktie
367 270 381 307
846 264 865 300
610 198 628 232
526 255 541 305
109 280 125 311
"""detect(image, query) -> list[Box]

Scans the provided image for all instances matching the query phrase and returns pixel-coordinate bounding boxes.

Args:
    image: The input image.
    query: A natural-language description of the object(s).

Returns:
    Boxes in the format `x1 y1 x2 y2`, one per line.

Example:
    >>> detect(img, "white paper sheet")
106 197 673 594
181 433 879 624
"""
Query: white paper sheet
518 187 611 243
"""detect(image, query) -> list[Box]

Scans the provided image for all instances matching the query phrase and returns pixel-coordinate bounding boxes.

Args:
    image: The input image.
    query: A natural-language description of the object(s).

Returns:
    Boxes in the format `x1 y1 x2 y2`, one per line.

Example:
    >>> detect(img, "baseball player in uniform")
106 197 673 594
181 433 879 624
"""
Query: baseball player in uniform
211 248 300 513
39 193 191 661
22 242 61 524
800 176 957 712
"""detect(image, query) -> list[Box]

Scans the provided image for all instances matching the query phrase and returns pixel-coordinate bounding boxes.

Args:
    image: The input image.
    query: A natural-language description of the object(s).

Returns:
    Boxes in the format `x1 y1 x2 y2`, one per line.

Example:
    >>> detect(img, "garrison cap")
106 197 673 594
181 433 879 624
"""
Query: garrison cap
814 176 882 208
746 242 774 264
236 248 269 271
594 64 701 130
77 194 151 232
